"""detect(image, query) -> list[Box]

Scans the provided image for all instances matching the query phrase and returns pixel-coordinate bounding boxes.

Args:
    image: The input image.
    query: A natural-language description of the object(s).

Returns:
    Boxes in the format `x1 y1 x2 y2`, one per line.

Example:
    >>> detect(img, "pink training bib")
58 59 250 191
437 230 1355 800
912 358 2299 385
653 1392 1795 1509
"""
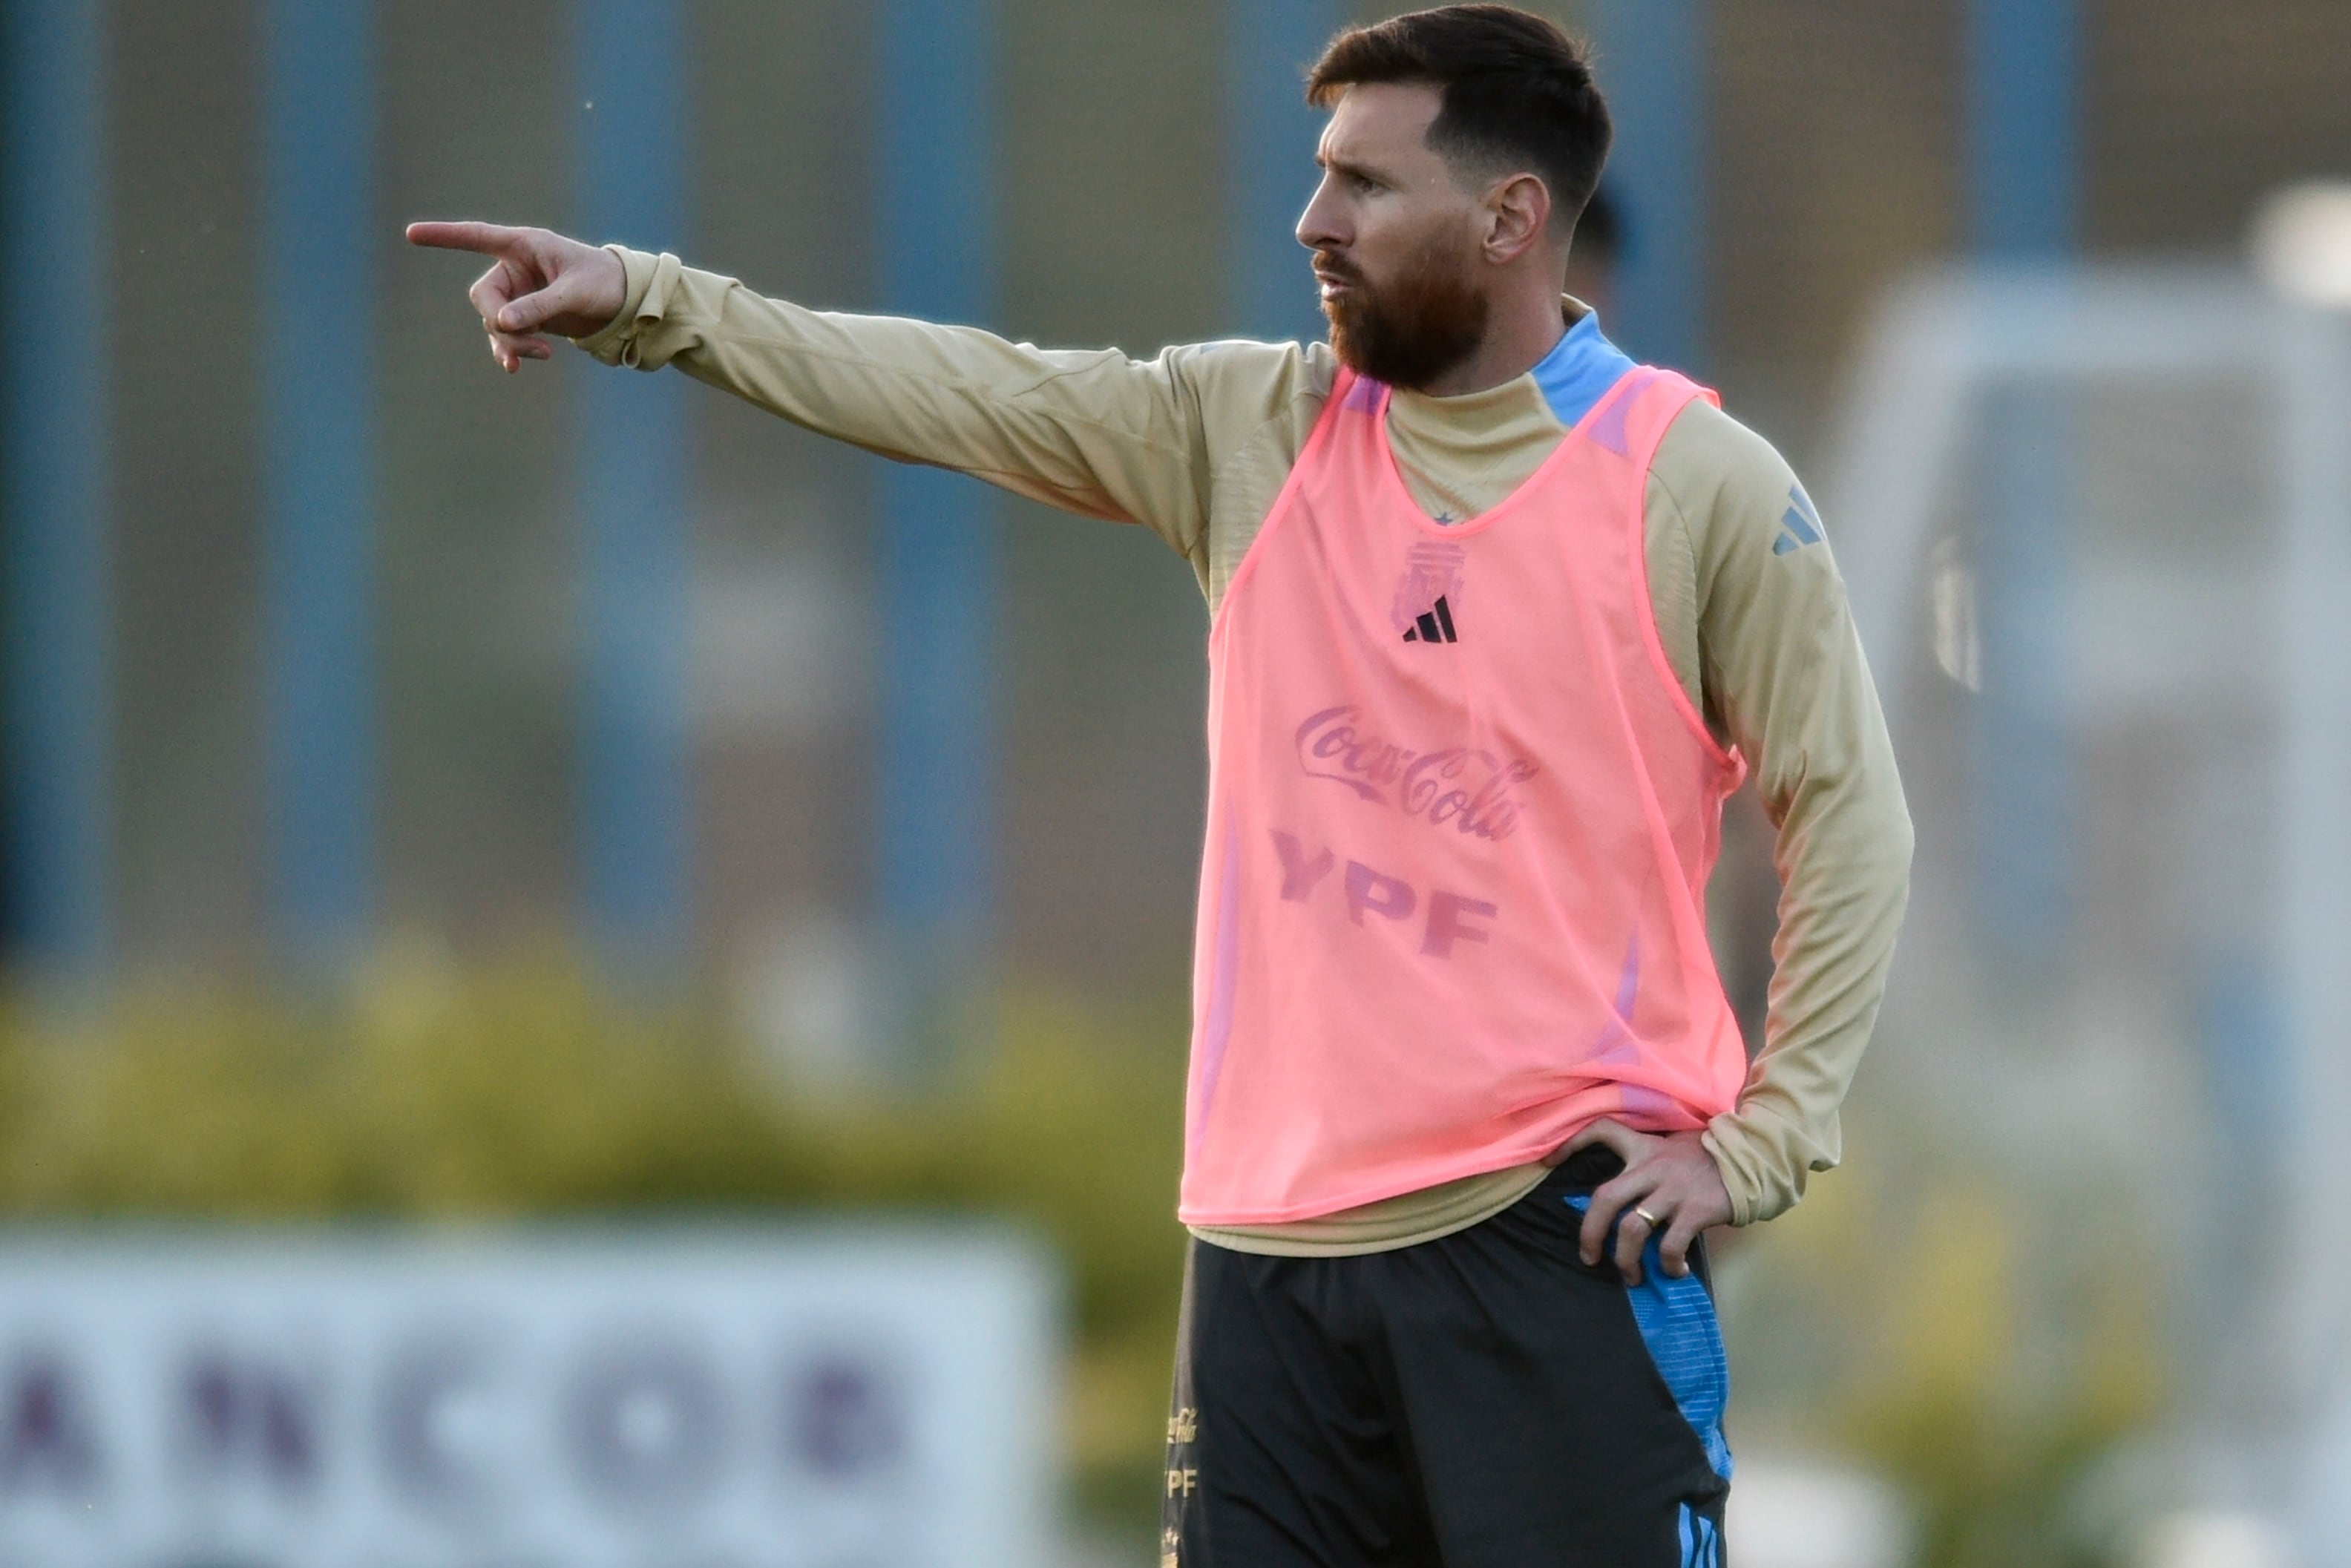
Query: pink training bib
1178 363 1750 1226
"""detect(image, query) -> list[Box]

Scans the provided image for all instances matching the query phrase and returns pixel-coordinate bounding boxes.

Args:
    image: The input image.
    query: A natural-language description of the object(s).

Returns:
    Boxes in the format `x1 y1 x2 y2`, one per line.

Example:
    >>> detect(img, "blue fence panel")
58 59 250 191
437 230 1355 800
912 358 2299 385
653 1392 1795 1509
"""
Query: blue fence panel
263 0 378 964
575 0 692 960
873 0 1001 977
1 2 111 974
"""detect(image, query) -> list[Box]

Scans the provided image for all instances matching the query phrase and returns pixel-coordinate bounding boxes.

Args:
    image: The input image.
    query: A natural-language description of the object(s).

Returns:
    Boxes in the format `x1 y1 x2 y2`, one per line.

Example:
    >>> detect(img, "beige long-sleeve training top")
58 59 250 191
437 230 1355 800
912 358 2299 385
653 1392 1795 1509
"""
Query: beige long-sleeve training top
577 247 1914 1246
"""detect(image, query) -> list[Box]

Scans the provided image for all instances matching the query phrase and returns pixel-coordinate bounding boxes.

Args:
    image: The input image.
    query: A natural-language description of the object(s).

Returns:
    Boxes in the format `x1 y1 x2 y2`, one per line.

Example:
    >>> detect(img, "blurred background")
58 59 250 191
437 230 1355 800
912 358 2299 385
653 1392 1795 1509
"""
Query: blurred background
4 1 2351 1564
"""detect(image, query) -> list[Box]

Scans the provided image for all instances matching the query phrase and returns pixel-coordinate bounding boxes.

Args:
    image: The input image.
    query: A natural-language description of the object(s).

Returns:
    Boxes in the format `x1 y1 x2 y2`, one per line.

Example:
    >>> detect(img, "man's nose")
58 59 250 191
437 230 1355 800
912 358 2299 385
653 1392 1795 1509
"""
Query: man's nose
1296 180 1345 252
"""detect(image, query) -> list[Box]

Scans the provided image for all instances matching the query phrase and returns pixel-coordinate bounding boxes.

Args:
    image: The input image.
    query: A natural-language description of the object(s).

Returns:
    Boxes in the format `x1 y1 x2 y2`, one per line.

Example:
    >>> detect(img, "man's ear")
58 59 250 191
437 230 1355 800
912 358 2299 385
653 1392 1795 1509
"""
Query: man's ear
1483 172 1552 265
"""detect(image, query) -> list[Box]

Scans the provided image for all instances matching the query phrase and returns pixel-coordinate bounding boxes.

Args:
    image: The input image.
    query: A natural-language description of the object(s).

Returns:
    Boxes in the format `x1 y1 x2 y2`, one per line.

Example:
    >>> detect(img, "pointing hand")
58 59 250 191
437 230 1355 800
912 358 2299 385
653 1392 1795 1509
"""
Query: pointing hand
404 221 628 373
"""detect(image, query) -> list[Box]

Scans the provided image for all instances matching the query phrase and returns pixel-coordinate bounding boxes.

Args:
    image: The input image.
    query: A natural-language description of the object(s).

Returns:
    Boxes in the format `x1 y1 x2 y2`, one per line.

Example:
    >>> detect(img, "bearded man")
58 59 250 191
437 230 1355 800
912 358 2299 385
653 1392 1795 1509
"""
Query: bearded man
413 5 1912 1562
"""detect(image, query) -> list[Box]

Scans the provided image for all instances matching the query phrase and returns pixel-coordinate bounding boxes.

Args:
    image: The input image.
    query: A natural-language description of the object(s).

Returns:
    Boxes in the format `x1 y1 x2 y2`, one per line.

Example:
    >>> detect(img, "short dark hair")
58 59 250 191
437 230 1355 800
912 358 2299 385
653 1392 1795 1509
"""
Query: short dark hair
1305 5 1612 235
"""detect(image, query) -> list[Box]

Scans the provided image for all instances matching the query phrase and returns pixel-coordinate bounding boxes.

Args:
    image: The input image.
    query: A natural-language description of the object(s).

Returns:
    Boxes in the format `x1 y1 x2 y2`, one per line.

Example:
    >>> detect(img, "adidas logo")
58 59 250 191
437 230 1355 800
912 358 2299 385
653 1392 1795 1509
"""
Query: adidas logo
1773 484 1825 556
1400 595 1460 643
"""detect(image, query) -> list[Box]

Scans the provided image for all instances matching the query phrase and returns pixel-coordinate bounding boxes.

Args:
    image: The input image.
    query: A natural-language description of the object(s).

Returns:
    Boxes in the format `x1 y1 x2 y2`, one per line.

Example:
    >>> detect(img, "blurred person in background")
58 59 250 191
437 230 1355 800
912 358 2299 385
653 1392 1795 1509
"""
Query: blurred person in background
410 4 1911 1562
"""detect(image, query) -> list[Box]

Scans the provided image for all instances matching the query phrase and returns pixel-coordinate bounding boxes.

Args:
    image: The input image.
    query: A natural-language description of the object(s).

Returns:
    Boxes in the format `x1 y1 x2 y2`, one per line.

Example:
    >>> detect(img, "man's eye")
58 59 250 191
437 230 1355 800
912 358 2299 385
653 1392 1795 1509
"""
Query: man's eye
1351 174 1379 194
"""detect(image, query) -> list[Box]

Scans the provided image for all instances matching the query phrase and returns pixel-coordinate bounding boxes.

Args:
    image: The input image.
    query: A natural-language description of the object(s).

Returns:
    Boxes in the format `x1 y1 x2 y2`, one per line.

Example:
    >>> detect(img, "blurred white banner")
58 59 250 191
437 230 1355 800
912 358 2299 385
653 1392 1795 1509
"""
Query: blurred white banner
0 1227 1058 1568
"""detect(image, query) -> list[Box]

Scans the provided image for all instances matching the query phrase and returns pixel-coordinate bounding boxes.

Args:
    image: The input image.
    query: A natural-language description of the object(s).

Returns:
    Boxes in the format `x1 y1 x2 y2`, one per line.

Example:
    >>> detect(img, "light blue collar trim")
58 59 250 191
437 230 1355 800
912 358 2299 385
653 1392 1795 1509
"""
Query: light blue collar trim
1531 310 1637 430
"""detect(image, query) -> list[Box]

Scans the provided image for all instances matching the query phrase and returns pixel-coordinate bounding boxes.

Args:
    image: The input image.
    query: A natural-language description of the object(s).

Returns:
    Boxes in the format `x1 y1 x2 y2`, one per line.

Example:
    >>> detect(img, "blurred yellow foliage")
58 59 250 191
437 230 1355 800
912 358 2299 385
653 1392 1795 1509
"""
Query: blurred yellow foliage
1721 1125 2169 1568
0 951 1192 1521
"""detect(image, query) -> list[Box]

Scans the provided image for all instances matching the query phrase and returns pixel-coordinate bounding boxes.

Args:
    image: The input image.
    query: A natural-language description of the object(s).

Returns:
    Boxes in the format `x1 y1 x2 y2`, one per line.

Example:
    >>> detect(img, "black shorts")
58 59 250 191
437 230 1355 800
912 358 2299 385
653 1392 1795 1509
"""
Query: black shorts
1163 1149 1731 1567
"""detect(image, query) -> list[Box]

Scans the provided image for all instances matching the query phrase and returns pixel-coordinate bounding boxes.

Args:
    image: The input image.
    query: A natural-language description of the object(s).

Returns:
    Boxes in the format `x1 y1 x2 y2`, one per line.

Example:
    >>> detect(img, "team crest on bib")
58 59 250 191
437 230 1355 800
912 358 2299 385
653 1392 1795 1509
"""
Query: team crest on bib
1391 541 1466 643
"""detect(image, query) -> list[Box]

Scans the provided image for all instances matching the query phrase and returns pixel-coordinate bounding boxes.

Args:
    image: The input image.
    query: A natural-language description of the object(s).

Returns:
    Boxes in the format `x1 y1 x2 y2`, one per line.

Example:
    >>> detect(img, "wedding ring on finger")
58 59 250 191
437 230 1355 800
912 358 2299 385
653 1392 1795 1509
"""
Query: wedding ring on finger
1631 1205 1662 1228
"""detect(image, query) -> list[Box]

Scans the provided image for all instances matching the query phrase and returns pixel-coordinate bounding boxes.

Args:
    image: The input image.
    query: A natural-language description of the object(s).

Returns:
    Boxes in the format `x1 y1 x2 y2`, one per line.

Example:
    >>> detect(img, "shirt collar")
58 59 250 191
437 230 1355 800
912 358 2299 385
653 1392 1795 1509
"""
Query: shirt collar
1529 301 1637 428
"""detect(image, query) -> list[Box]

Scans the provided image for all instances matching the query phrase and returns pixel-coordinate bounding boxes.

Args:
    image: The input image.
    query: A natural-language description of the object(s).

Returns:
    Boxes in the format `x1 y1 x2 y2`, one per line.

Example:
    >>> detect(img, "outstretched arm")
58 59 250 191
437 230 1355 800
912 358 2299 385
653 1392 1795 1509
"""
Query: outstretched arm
405 222 628 373
406 228 1319 567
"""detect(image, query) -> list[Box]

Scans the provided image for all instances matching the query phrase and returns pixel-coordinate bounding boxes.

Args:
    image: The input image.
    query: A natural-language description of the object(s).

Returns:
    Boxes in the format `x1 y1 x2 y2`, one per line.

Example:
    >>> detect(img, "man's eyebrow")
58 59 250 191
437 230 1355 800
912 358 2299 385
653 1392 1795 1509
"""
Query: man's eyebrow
1316 153 1390 183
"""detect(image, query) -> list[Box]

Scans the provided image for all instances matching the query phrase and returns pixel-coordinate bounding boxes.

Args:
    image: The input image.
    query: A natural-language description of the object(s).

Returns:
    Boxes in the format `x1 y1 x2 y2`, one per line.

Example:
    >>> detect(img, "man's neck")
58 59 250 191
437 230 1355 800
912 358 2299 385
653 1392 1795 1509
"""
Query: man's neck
1414 283 1571 397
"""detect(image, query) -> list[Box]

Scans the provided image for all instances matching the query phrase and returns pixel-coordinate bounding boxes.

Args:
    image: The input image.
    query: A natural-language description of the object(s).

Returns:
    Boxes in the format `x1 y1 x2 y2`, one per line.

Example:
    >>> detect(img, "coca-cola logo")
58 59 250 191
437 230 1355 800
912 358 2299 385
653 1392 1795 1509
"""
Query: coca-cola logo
1292 705 1536 840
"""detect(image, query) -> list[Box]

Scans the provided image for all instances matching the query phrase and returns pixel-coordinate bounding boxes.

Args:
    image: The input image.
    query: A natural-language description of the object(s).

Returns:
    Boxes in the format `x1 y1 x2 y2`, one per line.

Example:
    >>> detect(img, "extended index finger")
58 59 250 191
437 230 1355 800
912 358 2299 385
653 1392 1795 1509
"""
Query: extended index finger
405 220 530 257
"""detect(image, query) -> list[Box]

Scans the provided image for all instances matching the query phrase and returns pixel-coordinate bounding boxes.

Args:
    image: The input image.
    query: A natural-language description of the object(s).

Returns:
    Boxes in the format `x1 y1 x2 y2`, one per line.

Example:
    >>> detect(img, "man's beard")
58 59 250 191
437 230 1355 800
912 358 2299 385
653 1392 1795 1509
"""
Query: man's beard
1319 233 1490 392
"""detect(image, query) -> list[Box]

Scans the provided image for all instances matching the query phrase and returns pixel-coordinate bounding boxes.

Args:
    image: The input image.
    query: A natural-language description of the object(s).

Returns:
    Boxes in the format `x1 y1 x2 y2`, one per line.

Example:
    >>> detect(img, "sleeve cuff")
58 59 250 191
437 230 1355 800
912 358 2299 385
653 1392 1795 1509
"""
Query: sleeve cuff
571 245 680 367
1702 1103 1835 1228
